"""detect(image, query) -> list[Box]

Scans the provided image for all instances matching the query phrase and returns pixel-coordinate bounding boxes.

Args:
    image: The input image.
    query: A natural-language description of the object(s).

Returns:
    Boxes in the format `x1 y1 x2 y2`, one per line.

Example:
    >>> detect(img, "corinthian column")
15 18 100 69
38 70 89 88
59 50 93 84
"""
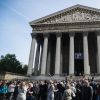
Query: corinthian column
83 32 90 75
55 33 61 75
69 32 75 75
41 34 48 75
34 43 41 76
97 31 100 74
27 34 36 76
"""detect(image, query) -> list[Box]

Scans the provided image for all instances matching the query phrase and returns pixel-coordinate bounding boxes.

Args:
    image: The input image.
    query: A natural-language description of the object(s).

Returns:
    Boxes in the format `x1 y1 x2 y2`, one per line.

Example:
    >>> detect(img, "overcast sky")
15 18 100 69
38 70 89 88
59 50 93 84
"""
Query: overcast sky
0 0 100 65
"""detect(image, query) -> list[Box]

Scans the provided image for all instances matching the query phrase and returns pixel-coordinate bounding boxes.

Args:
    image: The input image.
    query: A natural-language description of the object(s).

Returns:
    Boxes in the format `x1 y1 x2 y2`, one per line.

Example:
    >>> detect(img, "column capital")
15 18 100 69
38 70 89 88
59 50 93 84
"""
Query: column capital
56 33 62 37
31 33 37 38
43 34 49 38
82 31 88 36
69 32 75 37
96 31 100 36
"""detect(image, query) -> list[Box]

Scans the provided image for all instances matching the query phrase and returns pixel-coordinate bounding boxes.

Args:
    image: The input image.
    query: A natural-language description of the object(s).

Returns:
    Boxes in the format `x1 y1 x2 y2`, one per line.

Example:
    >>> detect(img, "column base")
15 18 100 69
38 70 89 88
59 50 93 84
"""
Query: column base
54 74 60 76
27 74 32 77
32 75 51 80
94 73 100 76
52 74 65 80
83 74 90 76
69 74 75 76
67 74 75 79
40 74 46 76
34 72 39 76
53 74 60 79
82 74 91 79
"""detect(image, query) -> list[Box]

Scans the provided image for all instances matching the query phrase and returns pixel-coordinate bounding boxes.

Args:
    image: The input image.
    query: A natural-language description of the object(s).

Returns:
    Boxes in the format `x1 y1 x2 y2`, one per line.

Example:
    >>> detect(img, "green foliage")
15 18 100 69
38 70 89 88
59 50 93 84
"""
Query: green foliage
22 65 28 75
0 54 28 75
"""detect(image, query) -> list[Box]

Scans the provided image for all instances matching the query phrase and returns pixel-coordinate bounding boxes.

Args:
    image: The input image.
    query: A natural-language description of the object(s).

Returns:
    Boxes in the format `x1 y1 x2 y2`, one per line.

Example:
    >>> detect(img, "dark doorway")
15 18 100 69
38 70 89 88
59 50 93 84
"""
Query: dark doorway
74 33 84 76
49 34 56 76
88 32 97 74
75 59 84 76
62 33 69 74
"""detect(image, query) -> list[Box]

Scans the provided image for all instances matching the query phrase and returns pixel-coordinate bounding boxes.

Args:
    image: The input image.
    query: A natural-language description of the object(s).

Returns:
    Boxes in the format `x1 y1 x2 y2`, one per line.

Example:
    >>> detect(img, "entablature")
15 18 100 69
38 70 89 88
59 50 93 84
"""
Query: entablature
32 21 100 33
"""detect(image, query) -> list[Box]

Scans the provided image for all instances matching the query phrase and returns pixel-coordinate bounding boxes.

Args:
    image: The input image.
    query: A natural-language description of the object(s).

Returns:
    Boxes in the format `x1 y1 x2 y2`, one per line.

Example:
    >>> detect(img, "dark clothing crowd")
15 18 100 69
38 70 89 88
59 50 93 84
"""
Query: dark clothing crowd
0 76 100 100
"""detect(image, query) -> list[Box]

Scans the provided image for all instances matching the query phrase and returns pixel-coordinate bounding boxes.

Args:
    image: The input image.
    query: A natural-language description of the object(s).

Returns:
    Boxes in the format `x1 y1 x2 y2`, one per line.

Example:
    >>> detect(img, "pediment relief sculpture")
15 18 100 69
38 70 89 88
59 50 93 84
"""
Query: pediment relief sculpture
40 11 100 24
30 5 100 25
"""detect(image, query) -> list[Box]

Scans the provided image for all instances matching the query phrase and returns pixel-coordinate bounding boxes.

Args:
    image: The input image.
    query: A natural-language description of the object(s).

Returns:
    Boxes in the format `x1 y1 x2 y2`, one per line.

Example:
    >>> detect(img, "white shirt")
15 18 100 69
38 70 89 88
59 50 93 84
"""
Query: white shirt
8 84 15 92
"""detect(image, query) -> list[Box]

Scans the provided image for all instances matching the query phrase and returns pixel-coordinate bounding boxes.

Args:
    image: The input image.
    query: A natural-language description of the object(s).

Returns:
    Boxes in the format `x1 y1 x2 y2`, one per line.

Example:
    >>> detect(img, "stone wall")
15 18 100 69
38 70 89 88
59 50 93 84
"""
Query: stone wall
0 72 28 80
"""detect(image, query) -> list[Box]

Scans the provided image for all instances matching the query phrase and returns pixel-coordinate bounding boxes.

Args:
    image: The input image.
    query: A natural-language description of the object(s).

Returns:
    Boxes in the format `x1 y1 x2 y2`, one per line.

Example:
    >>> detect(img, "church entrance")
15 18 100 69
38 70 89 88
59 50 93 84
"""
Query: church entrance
74 33 84 76
75 53 84 76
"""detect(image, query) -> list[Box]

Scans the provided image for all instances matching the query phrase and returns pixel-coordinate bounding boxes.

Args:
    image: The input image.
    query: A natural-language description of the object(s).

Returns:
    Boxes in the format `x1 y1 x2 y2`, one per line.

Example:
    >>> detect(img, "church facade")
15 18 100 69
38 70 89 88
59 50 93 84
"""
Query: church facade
27 5 100 76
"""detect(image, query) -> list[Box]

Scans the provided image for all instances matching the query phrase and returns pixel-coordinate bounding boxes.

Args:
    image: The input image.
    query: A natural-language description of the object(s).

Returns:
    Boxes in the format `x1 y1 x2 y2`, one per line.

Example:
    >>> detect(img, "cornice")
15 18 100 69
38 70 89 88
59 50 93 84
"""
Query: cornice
30 4 100 25
31 21 100 31
32 28 100 34
32 21 100 34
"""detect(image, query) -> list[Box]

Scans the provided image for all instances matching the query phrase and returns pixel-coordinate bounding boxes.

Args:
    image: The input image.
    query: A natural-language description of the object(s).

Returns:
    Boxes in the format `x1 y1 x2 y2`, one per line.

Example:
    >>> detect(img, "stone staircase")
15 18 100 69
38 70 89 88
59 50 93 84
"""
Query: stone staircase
28 75 100 81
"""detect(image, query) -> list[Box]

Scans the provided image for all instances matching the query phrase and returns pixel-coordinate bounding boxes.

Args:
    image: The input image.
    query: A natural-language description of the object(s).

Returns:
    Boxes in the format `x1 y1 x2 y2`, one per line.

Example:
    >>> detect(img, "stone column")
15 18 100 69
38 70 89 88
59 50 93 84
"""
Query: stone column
60 51 62 74
41 34 48 75
97 31 100 74
39 45 43 74
34 42 39 75
55 33 61 75
27 34 36 76
83 32 90 75
38 45 42 72
69 32 75 75
34 43 41 76
46 49 51 75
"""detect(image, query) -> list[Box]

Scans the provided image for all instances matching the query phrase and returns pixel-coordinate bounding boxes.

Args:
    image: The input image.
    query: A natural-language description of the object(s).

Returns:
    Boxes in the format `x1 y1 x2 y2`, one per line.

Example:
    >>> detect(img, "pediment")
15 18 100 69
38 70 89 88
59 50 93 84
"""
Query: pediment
30 4 100 25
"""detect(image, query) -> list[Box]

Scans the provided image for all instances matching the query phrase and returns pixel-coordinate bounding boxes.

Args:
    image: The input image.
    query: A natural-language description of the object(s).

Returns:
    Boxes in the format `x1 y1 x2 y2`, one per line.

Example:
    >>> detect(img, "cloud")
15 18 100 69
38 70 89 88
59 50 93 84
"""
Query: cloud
0 2 31 21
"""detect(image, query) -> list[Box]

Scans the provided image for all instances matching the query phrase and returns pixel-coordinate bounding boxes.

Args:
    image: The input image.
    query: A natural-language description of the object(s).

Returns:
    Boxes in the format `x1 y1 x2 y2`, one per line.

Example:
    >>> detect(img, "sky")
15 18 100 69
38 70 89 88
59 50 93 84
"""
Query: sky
0 0 100 65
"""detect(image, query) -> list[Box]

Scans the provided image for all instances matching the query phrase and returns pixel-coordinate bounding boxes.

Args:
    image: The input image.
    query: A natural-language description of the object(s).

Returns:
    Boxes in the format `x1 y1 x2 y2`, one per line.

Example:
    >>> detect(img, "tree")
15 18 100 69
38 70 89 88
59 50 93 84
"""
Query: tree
0 54 27 74
22 65 28 75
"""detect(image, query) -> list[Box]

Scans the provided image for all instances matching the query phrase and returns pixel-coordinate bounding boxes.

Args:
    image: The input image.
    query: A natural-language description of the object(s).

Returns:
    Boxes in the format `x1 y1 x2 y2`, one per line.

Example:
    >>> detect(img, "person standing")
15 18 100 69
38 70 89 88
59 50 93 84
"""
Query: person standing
1 81 8 100
27 83 34 100
39 81 48 100
17 82 27 100
47 80 55 100
8 82 15 100
81 80 93 100
96 83 100 100
62 84 73 100
13 82 20 100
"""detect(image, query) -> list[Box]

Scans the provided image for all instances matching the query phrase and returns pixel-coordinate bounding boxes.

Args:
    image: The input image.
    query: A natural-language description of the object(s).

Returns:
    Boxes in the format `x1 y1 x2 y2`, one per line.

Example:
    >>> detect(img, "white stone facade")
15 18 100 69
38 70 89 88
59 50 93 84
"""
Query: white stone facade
27 5 100 76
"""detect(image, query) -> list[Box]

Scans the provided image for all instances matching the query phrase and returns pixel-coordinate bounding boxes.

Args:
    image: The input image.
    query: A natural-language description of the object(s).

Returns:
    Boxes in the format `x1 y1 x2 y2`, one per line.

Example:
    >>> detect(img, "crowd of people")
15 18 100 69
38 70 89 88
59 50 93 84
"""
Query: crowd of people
0 76 100 100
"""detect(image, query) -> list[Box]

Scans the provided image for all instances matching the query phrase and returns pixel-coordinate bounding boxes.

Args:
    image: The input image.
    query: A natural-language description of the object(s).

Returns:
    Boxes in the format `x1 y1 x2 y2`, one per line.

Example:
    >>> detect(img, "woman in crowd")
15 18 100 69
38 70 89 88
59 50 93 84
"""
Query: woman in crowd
47 80 55 100
0 81 3 100
17 82 27 100
39 81 48 100
27 83 34 100
1 81 8 100
32 81 40 100
70 83 76 100
7 81 15 100
81 80 93 100
96 82 100 100
62 83 74 100
13 81 20 100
